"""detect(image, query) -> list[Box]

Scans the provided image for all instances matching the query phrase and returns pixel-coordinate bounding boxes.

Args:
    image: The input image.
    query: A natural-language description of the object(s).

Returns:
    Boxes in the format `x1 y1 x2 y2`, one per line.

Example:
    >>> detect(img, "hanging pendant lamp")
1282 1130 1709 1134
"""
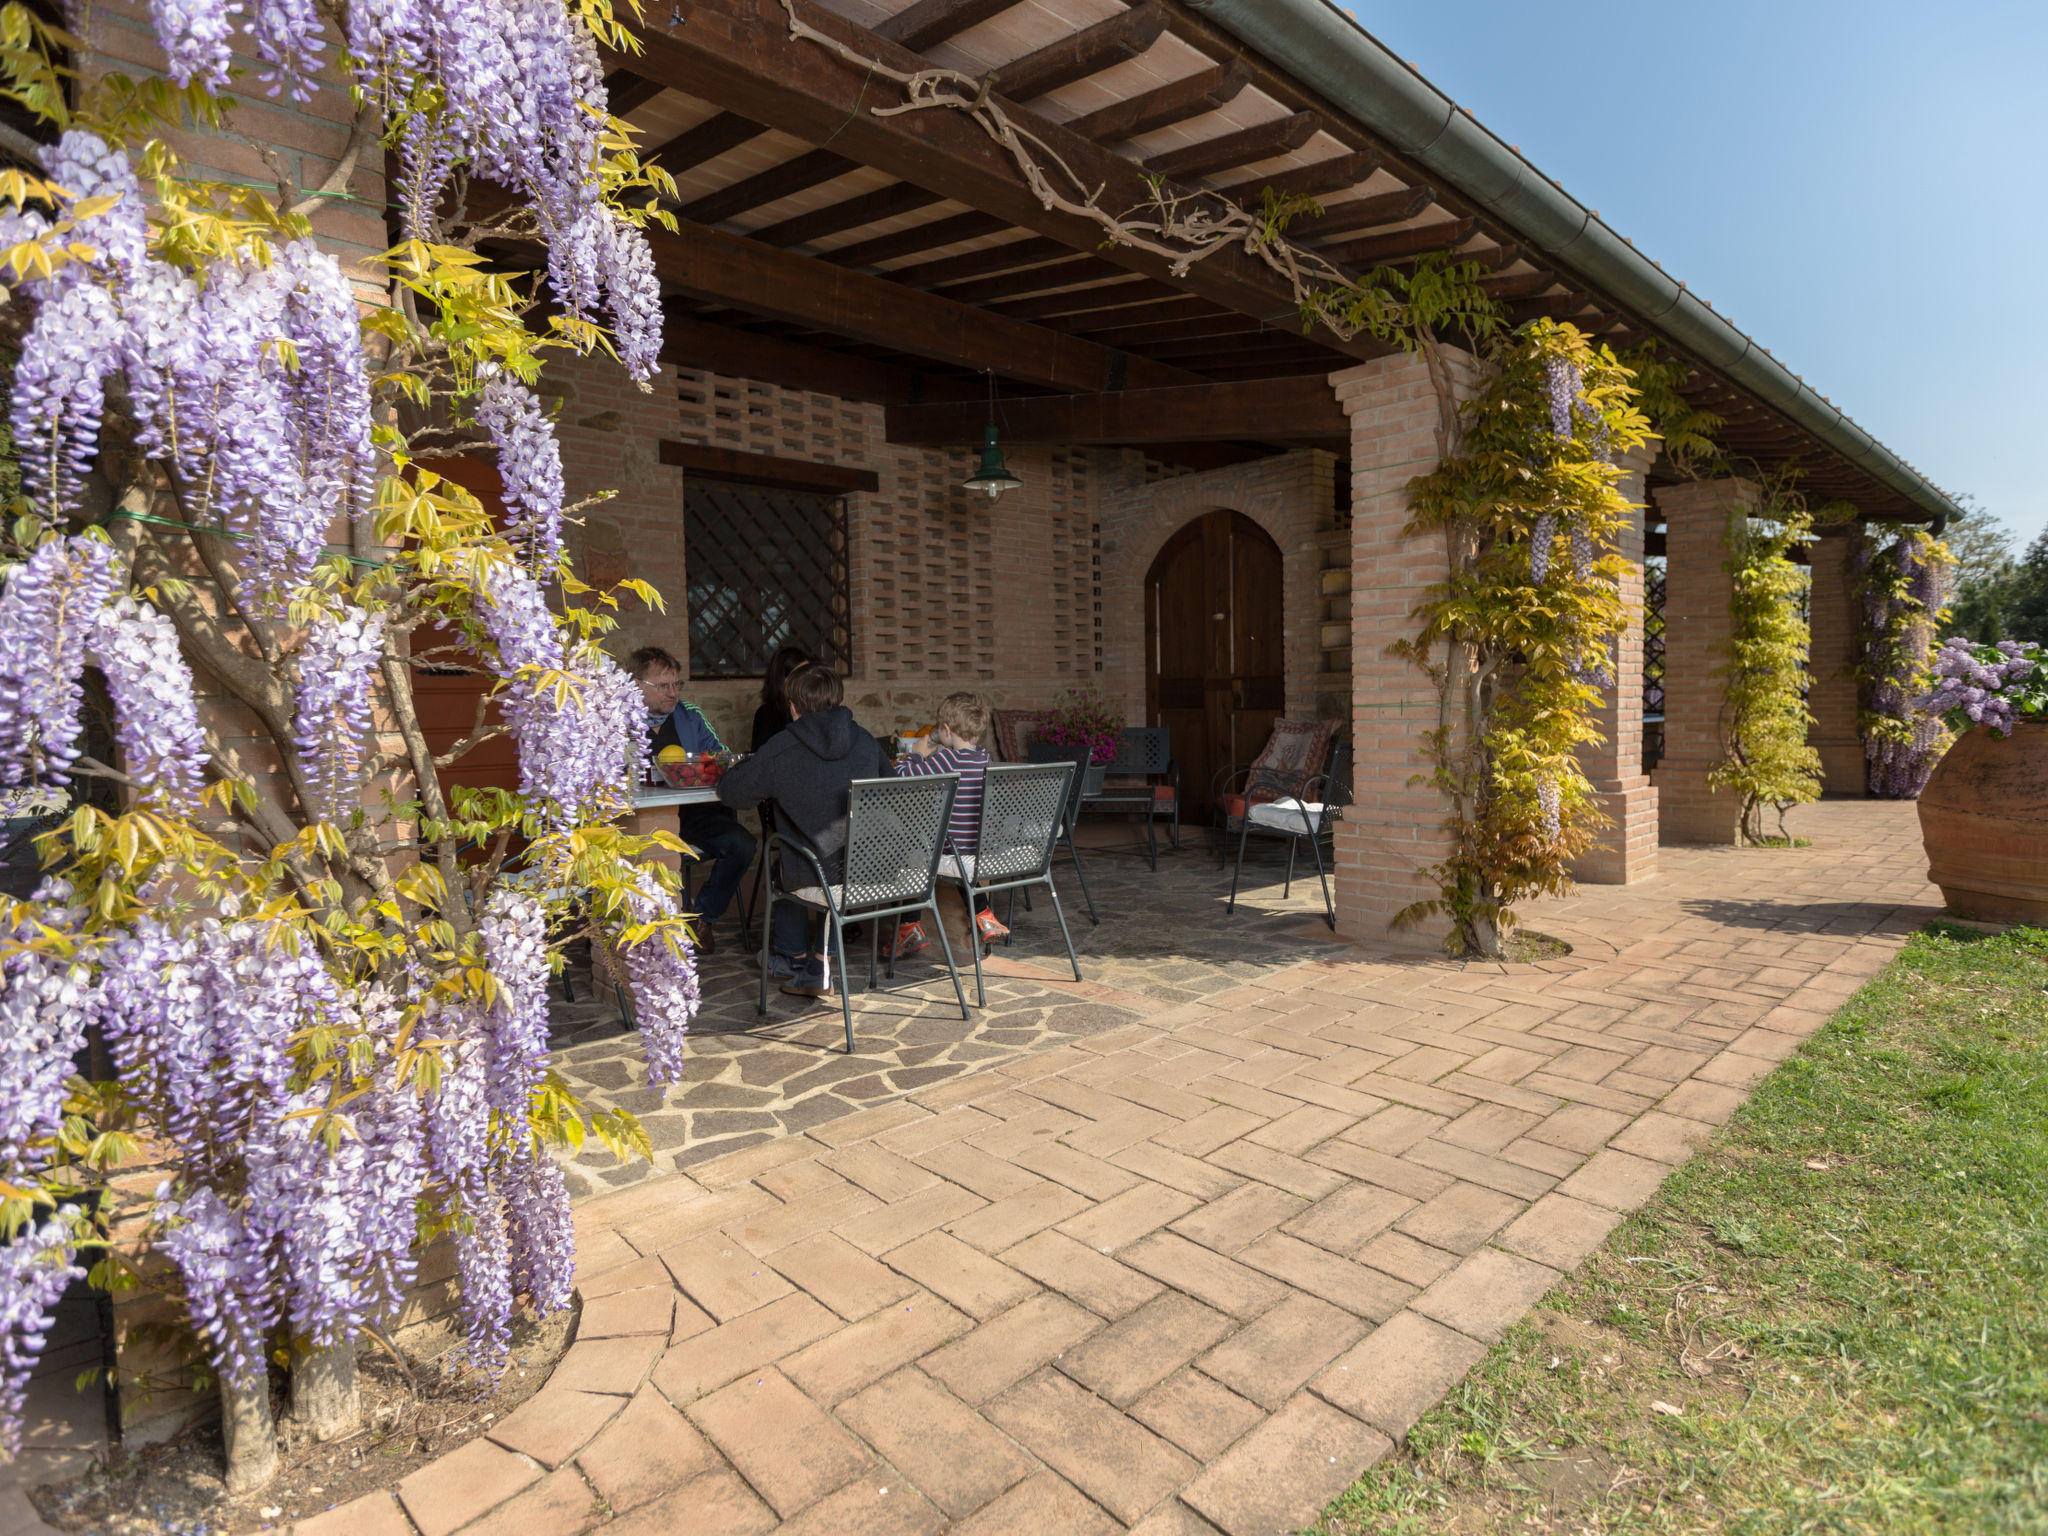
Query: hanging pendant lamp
962 370 1024 501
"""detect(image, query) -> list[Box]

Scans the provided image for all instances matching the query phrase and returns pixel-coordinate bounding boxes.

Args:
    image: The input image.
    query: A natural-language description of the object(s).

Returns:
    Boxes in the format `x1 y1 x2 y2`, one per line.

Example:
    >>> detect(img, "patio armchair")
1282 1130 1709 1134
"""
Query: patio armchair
937 761 1084 1007
1079 727 1180 871
1024 741 1101 925
1210 718 1341 864
1226 744 1350 930
757 775 970 1053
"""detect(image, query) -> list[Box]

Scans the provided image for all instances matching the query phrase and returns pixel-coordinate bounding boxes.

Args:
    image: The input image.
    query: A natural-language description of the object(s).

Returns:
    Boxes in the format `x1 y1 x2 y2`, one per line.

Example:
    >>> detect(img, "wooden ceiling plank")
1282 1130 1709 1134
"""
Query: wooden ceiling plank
988 277 1178 320
993 2 1170 101
886 377 1346 445
679 146 859 226
823 210 1008 269
875 0 1027 51
934 253 1121 305
648 110 769 176
1140 111 1321 181
1064 295 1223 333
751 181 945 248
1064 59 1250 143
646 217 1202 392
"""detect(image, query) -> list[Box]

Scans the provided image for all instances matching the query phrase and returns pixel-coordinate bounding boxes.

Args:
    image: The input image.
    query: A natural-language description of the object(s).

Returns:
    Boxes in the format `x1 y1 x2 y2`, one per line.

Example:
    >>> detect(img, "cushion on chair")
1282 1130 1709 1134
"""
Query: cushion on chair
990 709 1047 763
937 853 977 882
789 885 844 908
1246 797 1327 836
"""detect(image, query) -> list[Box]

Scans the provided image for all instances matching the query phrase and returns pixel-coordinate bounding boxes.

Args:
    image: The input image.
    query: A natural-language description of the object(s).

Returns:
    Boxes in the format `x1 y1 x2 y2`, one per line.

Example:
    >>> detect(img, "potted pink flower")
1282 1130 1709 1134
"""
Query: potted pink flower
1038 687 1125 796
1914 638 2048 924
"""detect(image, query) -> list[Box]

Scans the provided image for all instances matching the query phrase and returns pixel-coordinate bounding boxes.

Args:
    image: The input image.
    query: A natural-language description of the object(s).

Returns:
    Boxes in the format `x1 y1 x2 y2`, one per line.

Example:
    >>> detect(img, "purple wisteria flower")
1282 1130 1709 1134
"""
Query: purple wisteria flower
89 597 210 811
478 889 551 1115
475 380 567 568
1918 638 2048 740
613 869 699 1087
1543 357 1581 442
1534 776 1561 844
0 906 92 1188
499 1136 573 1313
294 606 385 820
153 1184 278 1388
0 1210 84 1454
0 536 121 787
1529 512 1555 584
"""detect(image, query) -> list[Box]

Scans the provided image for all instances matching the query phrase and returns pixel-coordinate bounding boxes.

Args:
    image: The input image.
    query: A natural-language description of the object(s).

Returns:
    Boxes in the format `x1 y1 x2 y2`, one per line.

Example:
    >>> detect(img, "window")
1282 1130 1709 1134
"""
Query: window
685 477 850 677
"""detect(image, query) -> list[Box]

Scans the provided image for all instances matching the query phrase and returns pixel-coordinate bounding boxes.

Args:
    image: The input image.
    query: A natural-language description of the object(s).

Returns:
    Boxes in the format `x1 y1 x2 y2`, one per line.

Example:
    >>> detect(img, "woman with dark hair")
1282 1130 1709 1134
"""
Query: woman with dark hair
751 645 812 751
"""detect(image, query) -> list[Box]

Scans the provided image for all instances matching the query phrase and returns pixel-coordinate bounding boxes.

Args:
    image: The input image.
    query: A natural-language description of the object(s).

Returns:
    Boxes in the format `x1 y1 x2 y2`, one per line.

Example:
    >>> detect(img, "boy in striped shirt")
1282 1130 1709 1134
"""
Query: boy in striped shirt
893 692 1007 951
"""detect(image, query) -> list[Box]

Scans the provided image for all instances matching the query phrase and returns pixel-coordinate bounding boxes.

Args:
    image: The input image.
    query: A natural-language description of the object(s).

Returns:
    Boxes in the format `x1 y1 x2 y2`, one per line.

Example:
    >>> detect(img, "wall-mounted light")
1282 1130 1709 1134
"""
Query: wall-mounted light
961 371 1023 501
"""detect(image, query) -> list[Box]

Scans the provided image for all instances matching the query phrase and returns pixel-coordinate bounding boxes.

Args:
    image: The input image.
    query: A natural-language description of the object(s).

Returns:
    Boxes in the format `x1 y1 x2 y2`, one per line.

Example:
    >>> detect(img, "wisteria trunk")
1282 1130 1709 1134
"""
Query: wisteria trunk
290 1343 360 1443
220 1376 281 1496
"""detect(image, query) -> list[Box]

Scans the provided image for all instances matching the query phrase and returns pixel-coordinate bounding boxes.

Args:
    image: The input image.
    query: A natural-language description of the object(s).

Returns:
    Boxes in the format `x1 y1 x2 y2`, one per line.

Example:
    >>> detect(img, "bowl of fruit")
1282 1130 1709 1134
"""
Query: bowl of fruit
657 747 729 789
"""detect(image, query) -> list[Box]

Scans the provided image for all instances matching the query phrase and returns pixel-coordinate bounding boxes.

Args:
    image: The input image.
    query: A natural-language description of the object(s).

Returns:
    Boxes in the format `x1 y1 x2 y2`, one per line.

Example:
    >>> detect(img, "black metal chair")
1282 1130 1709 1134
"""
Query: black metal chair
939 762 1083 1007
1079 727 1180 871
758 775 970 1053
1226 745 1350 930
1025 742 1099 925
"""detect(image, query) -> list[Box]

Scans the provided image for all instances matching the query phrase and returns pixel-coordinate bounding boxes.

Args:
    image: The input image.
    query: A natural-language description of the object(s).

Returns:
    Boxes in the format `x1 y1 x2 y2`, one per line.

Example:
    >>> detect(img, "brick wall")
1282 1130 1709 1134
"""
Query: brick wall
1654 478 1752 844
1807 532 1866 794
1570 450 1660 884
1330 354 1464 949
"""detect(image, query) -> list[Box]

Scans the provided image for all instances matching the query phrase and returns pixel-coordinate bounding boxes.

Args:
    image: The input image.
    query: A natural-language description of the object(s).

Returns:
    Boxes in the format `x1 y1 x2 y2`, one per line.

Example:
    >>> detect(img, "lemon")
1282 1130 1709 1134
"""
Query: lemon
656 745 688 763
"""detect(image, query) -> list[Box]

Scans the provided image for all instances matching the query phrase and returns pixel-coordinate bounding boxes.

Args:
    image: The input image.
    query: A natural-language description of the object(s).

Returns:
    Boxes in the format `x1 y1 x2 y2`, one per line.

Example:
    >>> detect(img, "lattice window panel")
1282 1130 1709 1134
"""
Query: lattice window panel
1642 556 1667 716
685 478 849 677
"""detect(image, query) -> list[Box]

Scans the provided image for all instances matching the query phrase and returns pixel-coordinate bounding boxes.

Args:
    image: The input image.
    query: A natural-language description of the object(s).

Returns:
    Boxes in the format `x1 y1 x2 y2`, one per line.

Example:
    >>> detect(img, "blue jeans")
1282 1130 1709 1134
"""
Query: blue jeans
678 807 756 924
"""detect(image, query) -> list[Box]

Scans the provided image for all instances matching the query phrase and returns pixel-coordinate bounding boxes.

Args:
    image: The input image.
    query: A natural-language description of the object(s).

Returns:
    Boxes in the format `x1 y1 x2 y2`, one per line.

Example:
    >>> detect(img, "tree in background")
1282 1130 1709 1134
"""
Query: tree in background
0 0 697 1493
1941 495 2048 645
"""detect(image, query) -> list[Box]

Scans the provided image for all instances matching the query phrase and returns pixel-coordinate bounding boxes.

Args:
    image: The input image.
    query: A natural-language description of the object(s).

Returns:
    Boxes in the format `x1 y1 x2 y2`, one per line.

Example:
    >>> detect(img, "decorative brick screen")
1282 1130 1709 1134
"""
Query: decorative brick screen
1643 555 1667 769
685 478 850 677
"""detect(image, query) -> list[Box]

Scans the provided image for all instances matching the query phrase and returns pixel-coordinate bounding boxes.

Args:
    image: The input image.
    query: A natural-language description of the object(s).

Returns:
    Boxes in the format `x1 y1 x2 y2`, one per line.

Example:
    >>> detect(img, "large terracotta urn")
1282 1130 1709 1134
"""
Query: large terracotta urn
1917 721 2048 924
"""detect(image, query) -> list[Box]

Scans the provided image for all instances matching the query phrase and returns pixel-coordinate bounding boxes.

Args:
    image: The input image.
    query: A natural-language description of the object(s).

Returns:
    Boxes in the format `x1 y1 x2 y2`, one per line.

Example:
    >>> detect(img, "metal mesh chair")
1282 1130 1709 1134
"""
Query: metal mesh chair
938 762 1082 1007
1226 745 1350 930
758 775 968 1052
1210 719 1340 867
1079 727 1180 871
1025 741 1099 925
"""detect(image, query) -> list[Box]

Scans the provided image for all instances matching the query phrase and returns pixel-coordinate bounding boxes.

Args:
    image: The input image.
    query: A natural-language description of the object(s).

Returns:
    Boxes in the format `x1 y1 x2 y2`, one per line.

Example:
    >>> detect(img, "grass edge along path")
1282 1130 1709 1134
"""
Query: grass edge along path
1314 921 2048 1536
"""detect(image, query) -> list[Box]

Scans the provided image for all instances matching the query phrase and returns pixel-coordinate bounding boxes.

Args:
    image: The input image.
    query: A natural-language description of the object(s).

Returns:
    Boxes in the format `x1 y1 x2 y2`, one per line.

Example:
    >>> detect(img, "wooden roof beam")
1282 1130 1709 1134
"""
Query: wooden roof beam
875 0 1026 51
648 111 768 177
750 182 944 248
1291 185 1435 241
823 211 1008 270
886 377 1346 445
1317 217 1477 267
679 146 859 226
993 2 1170 101
647 217 1201 392
1223 149 1382 209
604 69 668 116
886 235 1069 290
935 254 1122 305
1065 59 1251 143
1141 111 1321 181
990 277 1178 320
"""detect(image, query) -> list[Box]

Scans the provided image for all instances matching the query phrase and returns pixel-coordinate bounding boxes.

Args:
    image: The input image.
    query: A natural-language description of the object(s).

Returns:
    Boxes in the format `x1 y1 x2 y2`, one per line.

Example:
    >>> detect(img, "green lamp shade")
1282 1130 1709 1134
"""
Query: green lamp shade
962 422 1024 500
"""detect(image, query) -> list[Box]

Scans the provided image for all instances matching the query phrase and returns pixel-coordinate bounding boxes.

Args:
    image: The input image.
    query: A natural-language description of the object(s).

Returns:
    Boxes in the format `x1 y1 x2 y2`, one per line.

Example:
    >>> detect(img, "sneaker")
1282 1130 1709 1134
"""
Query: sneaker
780 957 831 998
974 908 1010 943
764 951 797 982
892 921 930 959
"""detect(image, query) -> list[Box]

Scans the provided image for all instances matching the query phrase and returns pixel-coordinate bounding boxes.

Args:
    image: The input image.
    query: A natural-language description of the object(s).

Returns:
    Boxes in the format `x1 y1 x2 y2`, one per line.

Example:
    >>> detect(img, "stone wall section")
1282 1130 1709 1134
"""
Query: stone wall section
1807 531 1867 795
1653 478 1752 844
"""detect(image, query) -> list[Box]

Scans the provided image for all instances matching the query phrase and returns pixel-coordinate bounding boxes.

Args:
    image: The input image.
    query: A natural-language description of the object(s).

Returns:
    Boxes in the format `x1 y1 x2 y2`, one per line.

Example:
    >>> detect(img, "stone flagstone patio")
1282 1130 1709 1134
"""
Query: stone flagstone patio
0 801 1944 1535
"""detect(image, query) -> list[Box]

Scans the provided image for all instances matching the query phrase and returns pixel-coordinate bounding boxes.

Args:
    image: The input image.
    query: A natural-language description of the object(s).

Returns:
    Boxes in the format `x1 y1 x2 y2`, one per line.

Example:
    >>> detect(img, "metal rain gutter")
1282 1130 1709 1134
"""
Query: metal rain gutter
1184 0 1958 520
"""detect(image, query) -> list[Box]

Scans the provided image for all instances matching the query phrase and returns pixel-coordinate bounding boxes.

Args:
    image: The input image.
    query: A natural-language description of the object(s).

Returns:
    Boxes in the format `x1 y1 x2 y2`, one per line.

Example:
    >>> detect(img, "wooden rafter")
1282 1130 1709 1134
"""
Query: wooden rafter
886 234 1068 290
750 182 944 248
1140 111 1321 181
934 254 1120 305
1223 149 1382 207
823 211 1008 269
646 111 767 177
1064 59 1251 143
1315 217 1477 266
604 69 668 116
1292 185 1435 240
992 2 1170 100
874 0 1026 51
679 147 858 225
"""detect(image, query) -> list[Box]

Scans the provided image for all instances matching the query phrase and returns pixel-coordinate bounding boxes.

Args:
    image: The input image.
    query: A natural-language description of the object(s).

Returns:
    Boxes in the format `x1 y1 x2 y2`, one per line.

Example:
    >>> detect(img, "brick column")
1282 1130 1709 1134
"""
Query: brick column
1653 477 1753 844
1807 531 1866 794
1329 354 1466 949
1570 449 1659 883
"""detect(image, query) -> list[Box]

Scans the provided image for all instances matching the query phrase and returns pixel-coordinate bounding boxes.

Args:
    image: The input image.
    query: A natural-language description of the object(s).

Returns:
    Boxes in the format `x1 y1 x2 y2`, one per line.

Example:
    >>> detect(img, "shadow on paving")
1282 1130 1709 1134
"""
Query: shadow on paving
546 834 1350 1195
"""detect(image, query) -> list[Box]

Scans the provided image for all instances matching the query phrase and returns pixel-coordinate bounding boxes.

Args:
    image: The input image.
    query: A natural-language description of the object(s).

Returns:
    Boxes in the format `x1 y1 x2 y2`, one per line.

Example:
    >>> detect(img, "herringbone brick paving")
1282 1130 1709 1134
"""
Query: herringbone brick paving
12 802 1944 1536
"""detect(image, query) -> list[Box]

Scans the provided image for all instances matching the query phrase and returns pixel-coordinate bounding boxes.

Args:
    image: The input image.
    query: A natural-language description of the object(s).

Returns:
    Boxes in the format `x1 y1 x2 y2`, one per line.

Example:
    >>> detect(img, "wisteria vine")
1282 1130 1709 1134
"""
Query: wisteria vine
1854 527 1955 798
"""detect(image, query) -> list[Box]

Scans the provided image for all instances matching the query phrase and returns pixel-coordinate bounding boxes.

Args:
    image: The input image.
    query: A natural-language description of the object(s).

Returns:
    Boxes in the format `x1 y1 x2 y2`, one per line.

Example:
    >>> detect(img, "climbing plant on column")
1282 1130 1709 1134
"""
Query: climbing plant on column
1393 320 1653 957
1854 524 1956 797
1707 478 1829 843
0 0 697 1493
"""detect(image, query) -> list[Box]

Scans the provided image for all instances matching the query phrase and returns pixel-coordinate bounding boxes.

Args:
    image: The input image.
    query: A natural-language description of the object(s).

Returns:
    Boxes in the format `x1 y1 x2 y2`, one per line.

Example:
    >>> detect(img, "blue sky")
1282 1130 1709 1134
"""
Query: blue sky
1345 0 2048 552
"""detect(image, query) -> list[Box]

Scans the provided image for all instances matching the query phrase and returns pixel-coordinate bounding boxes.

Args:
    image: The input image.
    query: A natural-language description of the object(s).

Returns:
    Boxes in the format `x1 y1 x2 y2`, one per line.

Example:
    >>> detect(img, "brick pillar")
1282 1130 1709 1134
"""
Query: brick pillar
1329 353 1466 949
1570 450 1660 883
1807 531 1866 794
1654 478 1754 844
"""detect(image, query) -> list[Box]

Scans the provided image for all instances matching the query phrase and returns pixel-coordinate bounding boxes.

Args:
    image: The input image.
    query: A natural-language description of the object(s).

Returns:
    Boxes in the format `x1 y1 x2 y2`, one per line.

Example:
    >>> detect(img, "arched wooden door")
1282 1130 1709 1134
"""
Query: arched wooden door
1146 510 1284 820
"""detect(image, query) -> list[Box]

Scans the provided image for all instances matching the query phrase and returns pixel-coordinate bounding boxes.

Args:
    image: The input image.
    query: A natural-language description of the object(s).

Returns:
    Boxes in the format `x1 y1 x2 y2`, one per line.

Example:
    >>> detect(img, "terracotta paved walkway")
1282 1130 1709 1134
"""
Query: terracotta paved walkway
9 801 1947 1536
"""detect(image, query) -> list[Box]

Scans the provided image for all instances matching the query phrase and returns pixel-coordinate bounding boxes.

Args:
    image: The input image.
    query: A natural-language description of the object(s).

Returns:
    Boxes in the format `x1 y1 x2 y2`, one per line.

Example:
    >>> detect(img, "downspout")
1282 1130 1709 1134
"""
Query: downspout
1185 0 1957 521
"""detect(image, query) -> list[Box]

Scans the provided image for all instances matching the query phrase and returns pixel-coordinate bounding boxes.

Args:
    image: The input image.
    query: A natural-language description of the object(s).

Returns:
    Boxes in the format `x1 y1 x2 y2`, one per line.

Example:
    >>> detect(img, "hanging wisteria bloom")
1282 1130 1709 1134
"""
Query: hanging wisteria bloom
294 606 386 820
1858 535 1953 798
0 904 92 1188
477 889 552 1115
0 1212 84 1455
1543 357 1581 442
1919 638 2047 739
0 536 121 787
611 869 700 1087
88 597 209 812
475 379 567 567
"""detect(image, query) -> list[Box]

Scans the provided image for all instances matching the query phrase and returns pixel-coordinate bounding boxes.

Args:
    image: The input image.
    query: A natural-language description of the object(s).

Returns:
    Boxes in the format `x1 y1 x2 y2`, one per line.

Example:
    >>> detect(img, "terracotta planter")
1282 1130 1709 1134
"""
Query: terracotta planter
1917 720 2048 924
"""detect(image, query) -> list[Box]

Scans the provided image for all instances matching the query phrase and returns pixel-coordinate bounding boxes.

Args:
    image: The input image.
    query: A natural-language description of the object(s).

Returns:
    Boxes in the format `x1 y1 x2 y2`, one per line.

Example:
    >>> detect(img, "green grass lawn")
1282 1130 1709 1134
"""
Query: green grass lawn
1317 922 2048 1535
